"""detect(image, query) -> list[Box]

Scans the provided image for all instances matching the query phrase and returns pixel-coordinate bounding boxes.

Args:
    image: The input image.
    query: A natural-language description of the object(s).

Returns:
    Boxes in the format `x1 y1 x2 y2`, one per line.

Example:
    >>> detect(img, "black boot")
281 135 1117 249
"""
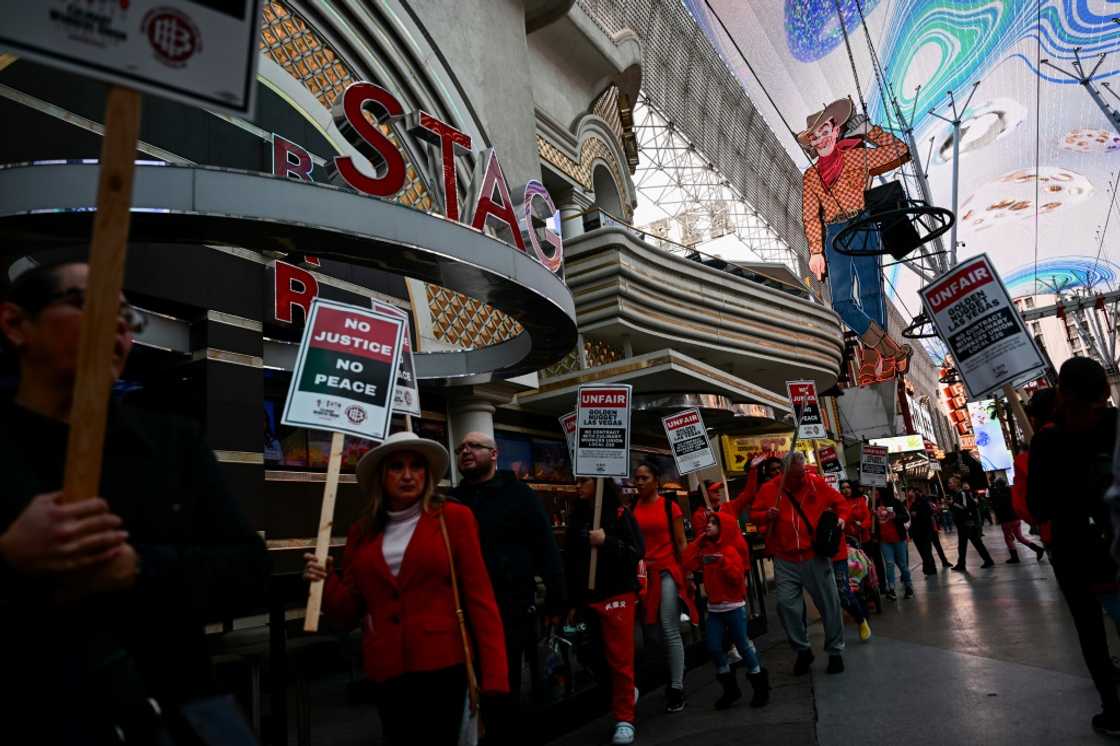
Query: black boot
793 649 814 676
747 668 770 708
714 672 741 710
1007 550 1021 564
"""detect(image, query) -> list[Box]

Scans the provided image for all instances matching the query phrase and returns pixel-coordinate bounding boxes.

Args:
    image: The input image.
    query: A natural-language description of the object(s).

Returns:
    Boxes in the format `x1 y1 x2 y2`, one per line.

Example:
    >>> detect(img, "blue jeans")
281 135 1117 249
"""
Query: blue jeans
832 559 868 623
705 606 761 674
881 541 912 590
825 214 886 336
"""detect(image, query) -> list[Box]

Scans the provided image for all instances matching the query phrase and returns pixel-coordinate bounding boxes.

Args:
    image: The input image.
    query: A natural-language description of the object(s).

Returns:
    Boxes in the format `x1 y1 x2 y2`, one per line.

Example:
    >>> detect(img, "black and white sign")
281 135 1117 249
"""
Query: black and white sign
0 0 262 116
860 444 889 488
559 411 577 464
662 408 717 475
919 254 1046 398
574 384 632 477
817 444 847 478
786 380 826 440
282 298 404 441
372 301 420 418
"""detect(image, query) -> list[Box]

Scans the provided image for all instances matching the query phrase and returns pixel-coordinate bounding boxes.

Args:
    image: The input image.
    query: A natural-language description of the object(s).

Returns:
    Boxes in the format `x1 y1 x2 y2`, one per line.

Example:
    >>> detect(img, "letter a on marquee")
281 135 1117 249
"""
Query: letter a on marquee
469 149 526 252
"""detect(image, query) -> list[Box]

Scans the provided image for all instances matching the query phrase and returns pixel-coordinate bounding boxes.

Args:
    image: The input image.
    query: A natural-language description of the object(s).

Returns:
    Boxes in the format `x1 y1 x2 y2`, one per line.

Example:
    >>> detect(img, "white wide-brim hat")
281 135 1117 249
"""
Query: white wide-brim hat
356 430 450 496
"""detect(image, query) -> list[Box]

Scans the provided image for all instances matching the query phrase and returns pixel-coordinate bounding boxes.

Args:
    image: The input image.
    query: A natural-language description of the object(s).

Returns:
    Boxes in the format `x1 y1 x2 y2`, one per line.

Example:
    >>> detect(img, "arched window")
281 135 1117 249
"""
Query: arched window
593 164 623 219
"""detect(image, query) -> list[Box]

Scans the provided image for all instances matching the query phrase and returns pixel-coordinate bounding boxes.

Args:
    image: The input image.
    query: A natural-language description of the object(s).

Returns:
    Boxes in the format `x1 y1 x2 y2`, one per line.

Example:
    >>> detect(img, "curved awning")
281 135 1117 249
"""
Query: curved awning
0 162 578 381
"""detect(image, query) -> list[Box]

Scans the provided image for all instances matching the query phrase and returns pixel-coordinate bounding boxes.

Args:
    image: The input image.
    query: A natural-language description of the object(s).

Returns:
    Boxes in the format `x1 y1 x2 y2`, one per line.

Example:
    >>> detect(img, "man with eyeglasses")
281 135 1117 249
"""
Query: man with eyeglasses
450 431 565 745
0 261 270 743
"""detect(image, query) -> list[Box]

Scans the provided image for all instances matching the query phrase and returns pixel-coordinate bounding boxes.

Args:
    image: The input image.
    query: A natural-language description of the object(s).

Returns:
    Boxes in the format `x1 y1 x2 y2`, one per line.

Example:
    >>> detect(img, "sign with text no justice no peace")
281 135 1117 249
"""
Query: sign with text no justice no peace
282 298 405 442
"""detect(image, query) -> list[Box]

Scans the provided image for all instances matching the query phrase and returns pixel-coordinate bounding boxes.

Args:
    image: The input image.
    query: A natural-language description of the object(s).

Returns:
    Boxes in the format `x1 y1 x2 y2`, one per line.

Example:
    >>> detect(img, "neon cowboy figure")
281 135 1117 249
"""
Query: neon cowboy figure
799 97 913 382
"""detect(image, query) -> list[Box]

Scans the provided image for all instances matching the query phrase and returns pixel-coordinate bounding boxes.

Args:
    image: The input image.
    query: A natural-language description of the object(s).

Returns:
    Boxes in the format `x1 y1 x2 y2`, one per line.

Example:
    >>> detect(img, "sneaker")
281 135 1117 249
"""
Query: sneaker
885 589 897 601
1092 711 1120 737
826 655 845 674
859 620 872 642
612 722 636 745
793 649 815 676
1007 555 1021 564
981 561 995 569
665 687 686 713
727 645 743 665
951 565 966 573
942 561 953 569
903 586 914 599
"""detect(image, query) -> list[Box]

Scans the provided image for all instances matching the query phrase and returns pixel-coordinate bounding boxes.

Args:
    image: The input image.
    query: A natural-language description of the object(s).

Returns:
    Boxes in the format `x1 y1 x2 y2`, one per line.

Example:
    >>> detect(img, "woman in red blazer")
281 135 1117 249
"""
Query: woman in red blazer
304 431 507 745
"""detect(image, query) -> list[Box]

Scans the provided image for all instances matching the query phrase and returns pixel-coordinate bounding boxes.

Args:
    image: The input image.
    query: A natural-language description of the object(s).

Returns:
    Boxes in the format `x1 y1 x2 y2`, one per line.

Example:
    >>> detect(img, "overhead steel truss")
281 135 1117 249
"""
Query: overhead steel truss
630 93 801 274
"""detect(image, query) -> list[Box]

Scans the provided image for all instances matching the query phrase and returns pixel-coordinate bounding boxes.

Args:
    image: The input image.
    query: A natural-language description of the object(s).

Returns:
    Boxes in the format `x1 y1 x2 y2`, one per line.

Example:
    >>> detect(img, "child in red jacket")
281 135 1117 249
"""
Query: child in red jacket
684 512 770 709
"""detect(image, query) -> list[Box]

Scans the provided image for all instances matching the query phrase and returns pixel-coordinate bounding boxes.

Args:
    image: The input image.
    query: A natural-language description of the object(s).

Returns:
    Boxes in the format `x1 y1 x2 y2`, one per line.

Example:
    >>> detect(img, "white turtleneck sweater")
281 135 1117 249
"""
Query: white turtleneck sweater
382 501 422 577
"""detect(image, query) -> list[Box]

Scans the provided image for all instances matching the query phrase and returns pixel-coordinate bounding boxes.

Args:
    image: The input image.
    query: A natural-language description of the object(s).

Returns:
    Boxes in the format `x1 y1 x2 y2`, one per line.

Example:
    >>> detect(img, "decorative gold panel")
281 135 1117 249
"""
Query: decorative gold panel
593 86 625 141
584 337 623 368
426 284 524 347
258 2 431 212
537 133 632 221
541 346 581 378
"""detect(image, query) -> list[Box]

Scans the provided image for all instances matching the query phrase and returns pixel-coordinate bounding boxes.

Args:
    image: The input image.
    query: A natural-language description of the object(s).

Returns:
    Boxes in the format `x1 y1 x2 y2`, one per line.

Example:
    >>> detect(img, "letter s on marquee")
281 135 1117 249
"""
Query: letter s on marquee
332 82 407 198
275 260 319 324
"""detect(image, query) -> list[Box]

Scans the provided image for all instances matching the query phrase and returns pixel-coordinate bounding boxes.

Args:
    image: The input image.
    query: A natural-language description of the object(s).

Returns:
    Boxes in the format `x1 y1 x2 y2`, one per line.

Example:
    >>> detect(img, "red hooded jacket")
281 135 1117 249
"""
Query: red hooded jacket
750 473 850 563
683 512 749 606
1012 426 1053 545
833 495 872 561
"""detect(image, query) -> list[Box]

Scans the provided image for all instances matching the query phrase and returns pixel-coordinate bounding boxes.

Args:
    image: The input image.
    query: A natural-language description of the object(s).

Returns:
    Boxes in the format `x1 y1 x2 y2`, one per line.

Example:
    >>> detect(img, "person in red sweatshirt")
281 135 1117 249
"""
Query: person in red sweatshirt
684 512 770 709
833 480 872 642
1011 387 1056 546
692 481 725 540
723 457 784 525
751 452 850 675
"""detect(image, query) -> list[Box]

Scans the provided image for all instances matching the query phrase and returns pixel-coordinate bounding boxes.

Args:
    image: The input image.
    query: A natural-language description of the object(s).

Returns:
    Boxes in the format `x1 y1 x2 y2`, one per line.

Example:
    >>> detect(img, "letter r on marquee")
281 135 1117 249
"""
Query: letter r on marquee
275 260 319 324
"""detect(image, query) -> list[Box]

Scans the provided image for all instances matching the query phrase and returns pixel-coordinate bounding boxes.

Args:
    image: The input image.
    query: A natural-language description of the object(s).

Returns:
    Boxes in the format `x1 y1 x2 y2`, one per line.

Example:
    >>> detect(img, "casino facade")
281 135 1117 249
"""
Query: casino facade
0 2 850 576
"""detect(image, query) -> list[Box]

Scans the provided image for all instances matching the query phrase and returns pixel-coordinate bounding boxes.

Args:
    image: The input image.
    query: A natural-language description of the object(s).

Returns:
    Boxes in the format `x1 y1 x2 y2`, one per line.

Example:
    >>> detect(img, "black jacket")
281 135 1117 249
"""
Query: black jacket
565 495 644 605
1028 407 1117 578
451 470 565 615
908 495 937 537
948 489 980 528
0 401 270 742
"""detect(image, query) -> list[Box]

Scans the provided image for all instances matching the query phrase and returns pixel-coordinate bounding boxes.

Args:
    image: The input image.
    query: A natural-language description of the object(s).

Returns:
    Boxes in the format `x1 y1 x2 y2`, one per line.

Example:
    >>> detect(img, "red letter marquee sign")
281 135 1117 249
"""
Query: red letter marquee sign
270 80 564 277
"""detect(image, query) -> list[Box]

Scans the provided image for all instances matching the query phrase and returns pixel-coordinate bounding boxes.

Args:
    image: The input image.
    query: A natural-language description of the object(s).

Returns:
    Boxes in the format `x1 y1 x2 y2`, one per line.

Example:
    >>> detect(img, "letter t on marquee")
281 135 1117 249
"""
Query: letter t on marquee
408 111 472 222
469 149 526 252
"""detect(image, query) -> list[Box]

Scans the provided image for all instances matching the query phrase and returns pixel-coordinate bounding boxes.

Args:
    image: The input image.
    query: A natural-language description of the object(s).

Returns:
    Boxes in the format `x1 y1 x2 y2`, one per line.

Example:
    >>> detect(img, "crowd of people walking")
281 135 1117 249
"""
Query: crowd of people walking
8 261 1120 744
305 352 1120 743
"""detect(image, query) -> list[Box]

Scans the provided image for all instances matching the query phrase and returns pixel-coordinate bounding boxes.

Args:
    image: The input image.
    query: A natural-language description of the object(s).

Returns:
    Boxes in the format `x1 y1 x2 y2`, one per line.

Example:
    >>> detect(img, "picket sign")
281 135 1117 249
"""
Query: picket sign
61 88 142 504
574 384 632 591
283 298 406 631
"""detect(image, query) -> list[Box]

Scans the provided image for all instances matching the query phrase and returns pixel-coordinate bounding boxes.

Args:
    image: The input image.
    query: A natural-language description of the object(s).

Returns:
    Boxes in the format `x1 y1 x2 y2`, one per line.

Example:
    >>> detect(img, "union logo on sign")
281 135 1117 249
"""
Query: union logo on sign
143 8 200 67
345 405 367 425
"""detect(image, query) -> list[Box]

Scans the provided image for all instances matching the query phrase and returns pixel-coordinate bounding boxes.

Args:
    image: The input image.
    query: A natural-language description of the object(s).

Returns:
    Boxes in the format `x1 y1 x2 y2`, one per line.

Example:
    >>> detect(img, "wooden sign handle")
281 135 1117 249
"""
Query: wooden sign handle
62 86 141 504
305 431 345 632
1002 383 1035 443
588 478 604 591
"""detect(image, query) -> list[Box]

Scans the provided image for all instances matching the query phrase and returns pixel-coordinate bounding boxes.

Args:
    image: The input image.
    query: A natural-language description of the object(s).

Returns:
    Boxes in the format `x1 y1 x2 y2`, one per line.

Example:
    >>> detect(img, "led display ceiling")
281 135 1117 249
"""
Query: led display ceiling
688 1 1120 315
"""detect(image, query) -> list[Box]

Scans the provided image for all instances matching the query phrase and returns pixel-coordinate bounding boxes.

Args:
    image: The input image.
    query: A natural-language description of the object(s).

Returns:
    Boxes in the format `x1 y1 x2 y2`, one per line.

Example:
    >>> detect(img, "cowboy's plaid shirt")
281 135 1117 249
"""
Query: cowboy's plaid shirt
801 126 910 256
